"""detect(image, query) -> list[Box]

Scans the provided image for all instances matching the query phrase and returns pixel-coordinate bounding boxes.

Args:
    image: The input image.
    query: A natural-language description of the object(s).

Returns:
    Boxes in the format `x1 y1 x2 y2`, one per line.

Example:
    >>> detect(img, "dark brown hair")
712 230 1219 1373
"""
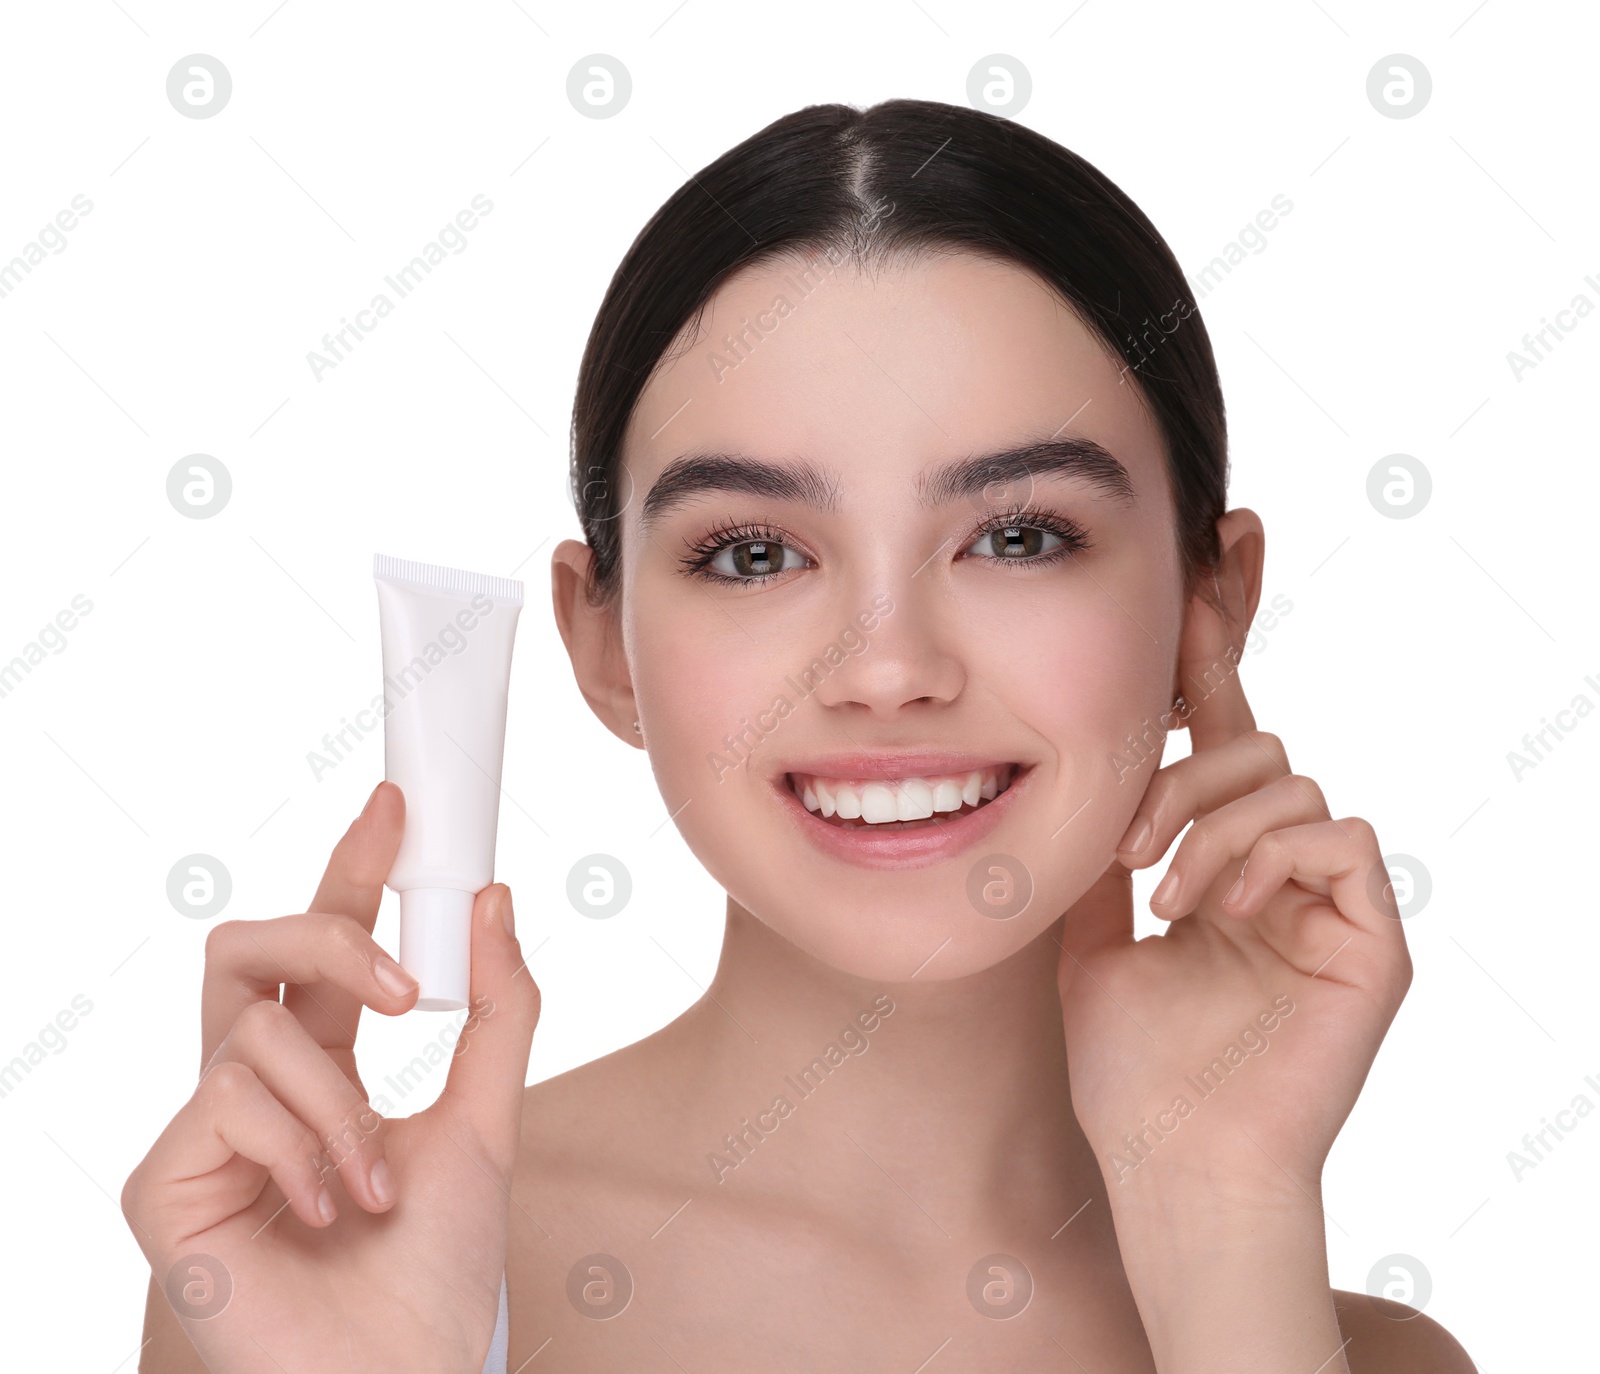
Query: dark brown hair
569 97 1227 608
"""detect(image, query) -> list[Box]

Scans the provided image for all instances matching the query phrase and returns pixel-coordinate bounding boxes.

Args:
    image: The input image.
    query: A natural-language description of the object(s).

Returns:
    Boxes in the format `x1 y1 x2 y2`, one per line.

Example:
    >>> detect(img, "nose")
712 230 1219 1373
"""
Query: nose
806 571 967 720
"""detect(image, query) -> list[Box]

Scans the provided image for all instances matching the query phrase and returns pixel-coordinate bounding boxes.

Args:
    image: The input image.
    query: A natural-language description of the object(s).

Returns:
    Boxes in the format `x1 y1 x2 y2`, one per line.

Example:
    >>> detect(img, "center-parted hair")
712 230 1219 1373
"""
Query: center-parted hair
569 97 1227 608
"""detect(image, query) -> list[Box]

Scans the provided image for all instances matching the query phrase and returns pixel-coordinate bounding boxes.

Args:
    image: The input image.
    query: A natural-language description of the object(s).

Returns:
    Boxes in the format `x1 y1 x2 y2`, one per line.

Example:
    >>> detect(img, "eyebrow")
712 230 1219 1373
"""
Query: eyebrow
639 436 1136 532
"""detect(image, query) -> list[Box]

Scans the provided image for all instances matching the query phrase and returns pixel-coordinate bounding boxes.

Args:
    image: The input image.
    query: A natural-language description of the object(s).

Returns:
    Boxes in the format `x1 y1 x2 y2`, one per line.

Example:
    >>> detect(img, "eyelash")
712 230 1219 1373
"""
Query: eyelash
677 504 1094 588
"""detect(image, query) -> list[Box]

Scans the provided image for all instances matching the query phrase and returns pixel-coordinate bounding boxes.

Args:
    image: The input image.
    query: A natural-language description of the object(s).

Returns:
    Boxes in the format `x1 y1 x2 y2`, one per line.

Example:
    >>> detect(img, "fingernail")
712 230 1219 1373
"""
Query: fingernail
1151 869 1180 906
1121 816 1153 853
369 1157 395 1207
499 886 516 939
316 1185 337 1224
1224 874 1246 906
374 955 418 998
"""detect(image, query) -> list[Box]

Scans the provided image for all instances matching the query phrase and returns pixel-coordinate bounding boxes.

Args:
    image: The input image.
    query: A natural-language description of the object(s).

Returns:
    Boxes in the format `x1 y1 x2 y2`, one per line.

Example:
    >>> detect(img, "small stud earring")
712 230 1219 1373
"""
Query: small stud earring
632 720 642 734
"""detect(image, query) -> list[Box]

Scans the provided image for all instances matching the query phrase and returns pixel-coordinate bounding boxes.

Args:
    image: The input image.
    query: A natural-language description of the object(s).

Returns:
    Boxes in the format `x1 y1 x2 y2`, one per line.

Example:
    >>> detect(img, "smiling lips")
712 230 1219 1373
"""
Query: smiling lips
787 763 1019 830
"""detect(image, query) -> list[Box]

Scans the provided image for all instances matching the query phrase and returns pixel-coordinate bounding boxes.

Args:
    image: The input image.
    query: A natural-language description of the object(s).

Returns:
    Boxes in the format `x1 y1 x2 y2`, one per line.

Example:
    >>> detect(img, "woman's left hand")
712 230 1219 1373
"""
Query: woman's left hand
1056 598 1413 1207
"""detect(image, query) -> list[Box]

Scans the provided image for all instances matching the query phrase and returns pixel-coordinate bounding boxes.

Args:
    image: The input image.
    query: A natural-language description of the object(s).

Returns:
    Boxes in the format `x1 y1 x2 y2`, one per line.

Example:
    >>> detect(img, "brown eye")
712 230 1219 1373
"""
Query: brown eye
984 525 1048 559
963 523 1072 561
709 539 804 580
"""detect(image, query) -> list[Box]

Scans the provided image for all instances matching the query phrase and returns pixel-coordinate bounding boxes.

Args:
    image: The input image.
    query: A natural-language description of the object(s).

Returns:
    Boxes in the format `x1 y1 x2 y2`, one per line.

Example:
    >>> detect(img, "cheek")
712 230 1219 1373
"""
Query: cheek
967 560 1180 758
627 600 815 924
960 551 1182 873
628 589 796 799
1022 606 1175 760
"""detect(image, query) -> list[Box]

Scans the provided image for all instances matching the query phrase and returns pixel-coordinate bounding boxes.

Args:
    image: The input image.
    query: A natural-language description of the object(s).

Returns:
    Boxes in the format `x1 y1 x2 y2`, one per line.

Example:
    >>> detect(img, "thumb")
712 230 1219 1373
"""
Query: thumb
436 883 539 1168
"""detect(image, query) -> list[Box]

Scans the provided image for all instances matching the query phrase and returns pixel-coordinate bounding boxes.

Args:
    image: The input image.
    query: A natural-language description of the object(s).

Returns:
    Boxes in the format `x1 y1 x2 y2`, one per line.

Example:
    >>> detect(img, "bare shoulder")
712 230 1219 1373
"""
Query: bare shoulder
1332 1289 1478 1373
515 1049 643 1182
511 1028 693 1206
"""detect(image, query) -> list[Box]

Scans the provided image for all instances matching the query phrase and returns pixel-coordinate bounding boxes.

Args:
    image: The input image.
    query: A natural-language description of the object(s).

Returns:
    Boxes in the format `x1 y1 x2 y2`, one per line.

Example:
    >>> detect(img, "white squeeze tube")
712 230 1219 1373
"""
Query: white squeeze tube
373 554 523 1011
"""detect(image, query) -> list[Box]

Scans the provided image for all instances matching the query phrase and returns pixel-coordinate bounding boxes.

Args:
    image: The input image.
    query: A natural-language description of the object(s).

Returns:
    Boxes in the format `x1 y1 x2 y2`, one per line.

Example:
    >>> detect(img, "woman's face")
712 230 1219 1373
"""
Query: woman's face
611 249 1188 982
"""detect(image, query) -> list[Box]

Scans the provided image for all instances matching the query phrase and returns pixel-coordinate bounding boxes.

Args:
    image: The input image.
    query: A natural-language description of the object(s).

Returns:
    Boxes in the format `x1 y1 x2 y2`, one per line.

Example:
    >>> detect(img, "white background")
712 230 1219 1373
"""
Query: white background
1 2 1593 1369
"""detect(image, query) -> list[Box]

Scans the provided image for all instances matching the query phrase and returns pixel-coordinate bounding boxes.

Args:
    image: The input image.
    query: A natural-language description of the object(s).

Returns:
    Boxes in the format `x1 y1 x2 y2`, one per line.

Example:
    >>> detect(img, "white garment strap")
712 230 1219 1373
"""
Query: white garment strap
482 1270 509 1374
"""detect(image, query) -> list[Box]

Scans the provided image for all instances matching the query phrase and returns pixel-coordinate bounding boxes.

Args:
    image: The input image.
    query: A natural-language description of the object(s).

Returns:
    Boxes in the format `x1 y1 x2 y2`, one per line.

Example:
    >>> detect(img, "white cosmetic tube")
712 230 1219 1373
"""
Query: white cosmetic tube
373 554 523 1011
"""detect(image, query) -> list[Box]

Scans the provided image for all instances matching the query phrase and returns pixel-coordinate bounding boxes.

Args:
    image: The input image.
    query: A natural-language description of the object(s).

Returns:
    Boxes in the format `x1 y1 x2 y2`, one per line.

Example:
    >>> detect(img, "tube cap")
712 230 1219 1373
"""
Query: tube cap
398 887 475 1011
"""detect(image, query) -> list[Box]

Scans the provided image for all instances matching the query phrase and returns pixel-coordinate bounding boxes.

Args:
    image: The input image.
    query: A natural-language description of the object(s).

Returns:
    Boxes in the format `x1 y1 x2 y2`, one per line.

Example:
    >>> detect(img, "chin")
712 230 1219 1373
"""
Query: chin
712 855 1098 985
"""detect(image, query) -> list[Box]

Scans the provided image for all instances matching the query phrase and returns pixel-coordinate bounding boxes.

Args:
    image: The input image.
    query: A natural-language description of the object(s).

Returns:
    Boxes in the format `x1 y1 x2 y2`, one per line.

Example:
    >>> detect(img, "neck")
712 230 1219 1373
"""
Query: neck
683 898 1107 1239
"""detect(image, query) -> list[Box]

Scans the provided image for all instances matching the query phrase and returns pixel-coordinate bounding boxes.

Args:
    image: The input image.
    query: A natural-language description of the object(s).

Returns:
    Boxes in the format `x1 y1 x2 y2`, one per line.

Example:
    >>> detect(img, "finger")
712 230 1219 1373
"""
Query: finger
201 912 419 1074
1147 774 1331 921
1174 576 1258 755
125 1060 335 1256
1220 817 1412 1000
284 781 407 1045
307 781 403 925
1115 729 1291 869
205 999 396 1214
435 884 540 1174
1226 816 1409 947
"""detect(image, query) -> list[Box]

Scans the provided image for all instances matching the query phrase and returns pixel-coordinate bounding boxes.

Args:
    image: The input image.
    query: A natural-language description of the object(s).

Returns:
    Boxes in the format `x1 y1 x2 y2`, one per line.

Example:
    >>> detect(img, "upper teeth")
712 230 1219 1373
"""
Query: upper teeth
790 765 1017 824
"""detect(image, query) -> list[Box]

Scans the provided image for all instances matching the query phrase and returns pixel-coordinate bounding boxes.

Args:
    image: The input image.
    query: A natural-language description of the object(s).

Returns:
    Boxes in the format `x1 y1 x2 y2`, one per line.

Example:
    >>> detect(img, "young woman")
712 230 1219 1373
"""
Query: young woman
123 99 1478 1372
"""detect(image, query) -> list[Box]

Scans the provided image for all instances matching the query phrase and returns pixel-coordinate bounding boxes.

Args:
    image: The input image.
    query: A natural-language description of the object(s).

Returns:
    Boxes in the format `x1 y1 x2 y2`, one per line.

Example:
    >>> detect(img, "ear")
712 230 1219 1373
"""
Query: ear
550 539 643 749
1170 507 1265 709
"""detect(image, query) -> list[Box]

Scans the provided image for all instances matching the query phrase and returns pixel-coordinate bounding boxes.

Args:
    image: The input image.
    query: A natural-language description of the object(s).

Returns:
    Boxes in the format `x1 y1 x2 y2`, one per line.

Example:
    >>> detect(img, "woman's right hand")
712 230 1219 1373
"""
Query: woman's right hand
121 781 540 1373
